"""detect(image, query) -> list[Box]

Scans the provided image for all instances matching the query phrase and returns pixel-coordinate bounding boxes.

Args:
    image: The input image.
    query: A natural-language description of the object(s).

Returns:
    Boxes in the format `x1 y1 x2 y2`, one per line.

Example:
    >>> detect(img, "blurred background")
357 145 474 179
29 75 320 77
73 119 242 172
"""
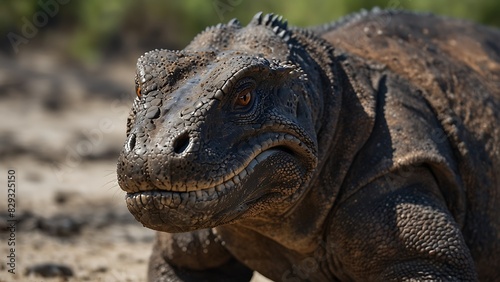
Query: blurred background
0 1 499 281
1 0 499 64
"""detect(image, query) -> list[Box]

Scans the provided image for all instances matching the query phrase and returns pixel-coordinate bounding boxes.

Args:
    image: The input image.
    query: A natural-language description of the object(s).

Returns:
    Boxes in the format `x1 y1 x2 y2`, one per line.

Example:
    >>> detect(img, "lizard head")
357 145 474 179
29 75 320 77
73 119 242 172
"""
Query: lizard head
117 13 334 232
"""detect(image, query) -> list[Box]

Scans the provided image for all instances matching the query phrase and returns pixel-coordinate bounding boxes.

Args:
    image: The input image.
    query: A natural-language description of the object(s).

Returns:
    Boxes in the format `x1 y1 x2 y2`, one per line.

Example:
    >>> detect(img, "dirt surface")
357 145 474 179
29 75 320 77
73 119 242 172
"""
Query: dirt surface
0 52 269 282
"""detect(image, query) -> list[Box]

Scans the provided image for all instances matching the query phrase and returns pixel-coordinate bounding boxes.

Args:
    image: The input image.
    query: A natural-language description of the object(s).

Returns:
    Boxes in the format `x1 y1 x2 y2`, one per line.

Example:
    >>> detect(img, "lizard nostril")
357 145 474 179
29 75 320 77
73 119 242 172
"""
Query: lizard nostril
126 133 136 152
173 132 190 154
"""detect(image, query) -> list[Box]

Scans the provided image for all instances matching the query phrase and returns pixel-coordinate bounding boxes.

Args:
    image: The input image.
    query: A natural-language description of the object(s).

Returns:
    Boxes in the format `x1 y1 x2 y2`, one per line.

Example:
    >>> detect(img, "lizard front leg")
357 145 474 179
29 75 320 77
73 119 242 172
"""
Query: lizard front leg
148 228 253 282
329 166 477 281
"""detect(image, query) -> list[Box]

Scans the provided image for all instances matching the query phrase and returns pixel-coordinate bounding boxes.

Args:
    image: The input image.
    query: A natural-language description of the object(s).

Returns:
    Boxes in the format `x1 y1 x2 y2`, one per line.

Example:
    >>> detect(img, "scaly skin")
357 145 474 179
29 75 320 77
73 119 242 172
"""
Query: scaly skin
117 10 500 281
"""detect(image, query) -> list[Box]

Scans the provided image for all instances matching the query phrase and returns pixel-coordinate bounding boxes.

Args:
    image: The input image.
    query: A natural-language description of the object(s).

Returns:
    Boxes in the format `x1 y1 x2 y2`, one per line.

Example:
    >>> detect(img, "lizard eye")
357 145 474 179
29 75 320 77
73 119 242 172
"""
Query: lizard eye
236 88 252 107
135 82 141 98
234 78 256 108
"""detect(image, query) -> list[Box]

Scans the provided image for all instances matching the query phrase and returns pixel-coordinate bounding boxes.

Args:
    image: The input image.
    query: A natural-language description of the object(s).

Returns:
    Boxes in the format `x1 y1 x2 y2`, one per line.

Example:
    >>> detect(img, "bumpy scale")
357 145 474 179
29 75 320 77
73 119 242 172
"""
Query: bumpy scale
117 10 500 281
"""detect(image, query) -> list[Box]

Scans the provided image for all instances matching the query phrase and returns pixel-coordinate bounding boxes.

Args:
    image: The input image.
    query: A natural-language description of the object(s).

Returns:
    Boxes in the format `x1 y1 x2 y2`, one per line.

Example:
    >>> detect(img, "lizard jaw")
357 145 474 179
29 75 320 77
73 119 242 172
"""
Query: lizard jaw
125 148 307 232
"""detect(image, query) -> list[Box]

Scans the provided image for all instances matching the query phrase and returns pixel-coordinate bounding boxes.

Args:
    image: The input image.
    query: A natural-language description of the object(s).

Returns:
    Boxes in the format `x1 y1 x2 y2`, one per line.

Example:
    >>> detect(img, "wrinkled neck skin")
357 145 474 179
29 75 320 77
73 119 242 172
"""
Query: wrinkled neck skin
219 32 344 254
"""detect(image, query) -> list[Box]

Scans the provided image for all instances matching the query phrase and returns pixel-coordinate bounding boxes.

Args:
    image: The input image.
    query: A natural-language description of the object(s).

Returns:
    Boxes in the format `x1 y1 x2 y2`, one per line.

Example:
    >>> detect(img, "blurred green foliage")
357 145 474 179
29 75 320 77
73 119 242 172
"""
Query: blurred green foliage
1 0 499 63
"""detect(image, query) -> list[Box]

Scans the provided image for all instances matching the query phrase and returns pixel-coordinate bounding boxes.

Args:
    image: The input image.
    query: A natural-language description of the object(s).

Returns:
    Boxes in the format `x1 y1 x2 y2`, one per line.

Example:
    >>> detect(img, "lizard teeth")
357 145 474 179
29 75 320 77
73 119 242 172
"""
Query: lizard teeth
238 168 247 179
255 149 277 163
233 175 241 185
126 149 285 212
195 190 203 198
207 187 216 197
140 194 150 205
216 184 225 192
161 194 172 206
126 134 309 210
246 159 259 172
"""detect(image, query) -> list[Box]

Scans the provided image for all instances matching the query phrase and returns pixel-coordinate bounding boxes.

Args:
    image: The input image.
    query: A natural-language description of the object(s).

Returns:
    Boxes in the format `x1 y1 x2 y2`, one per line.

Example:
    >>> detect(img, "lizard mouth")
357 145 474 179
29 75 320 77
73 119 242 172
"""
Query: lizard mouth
125 148 308 232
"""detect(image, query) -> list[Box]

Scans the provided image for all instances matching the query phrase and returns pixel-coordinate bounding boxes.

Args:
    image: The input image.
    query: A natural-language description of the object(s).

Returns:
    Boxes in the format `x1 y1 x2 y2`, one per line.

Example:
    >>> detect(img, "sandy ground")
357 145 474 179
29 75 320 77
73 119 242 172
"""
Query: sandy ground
0 52 270 282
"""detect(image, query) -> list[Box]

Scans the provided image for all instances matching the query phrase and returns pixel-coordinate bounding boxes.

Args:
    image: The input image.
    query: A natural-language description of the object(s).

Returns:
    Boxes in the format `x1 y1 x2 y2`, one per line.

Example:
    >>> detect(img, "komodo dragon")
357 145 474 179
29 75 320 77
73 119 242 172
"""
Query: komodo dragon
117 9 500 281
